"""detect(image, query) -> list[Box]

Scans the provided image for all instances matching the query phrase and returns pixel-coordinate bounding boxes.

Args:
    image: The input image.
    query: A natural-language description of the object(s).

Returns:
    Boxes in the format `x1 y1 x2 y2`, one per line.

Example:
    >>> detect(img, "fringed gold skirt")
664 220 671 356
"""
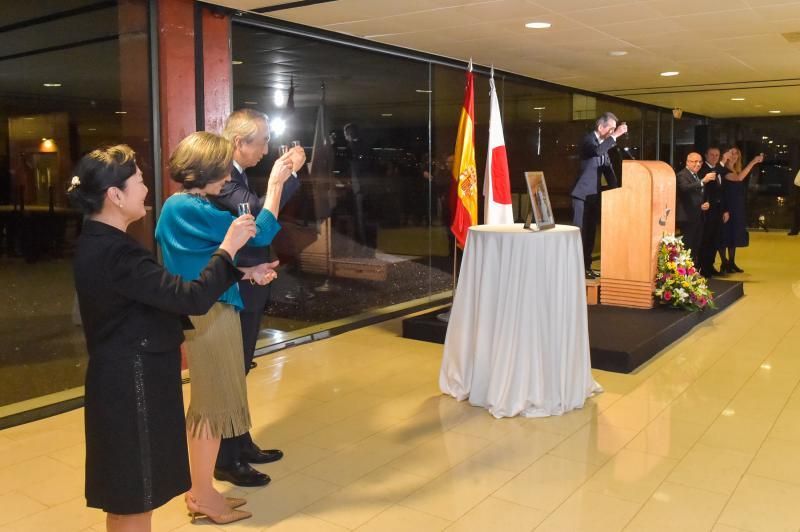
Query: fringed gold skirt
183 302 251 439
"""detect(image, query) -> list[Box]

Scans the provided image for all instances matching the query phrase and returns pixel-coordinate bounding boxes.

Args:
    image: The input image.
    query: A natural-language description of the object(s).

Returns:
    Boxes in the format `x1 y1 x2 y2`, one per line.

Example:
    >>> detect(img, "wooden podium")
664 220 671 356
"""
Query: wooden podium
600 160 676 309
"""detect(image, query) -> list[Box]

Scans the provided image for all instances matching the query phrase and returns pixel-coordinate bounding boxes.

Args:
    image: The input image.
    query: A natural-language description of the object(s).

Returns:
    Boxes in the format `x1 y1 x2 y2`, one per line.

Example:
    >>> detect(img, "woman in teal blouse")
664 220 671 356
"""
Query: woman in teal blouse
155 132 292 524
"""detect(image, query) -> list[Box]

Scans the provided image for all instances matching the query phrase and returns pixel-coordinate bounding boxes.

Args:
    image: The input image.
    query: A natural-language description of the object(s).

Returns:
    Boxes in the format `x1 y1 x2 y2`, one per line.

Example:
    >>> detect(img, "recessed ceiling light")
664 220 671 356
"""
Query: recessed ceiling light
115 111 127 115
608 51 628 56
525 21 551 29
730 97 745 101
533 106 546 110
232 60 243 65
660 71 679 77
769 110 781 114
43 83 61 87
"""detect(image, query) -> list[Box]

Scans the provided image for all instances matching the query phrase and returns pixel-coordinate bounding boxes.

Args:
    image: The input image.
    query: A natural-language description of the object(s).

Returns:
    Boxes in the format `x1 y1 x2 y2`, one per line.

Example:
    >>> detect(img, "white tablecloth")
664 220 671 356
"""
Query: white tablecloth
440 224 602 418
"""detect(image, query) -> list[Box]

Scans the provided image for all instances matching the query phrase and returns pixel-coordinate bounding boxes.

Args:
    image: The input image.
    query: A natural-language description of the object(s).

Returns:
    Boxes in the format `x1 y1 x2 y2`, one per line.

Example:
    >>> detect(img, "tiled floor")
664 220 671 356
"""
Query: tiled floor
1 231 799 531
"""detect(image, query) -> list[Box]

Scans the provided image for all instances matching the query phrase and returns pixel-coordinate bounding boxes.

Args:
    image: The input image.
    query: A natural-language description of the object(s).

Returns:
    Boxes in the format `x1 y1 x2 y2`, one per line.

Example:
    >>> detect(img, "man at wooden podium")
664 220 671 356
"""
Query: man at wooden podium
571 112 628 279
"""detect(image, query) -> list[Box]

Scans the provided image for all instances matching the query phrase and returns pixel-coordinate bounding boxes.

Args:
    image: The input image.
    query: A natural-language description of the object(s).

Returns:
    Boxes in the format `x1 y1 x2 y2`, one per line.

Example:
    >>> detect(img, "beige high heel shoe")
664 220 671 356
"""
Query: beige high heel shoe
225 496 247 509
185 493 251 524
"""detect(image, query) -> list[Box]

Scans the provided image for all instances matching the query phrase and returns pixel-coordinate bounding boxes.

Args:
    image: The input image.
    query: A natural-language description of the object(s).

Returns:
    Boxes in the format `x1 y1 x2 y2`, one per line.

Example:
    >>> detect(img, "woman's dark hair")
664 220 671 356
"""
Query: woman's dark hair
67 145 137 215
168 132 233 190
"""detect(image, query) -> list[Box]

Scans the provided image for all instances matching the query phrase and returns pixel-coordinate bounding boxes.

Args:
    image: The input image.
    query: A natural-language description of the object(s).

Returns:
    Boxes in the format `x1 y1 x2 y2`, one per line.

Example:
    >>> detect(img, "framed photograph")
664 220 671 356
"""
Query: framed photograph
524 171 555 230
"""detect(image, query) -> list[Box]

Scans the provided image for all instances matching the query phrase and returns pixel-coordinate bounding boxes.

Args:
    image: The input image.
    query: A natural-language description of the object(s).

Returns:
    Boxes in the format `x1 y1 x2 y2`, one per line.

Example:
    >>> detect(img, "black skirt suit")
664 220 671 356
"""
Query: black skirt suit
73 220 242 514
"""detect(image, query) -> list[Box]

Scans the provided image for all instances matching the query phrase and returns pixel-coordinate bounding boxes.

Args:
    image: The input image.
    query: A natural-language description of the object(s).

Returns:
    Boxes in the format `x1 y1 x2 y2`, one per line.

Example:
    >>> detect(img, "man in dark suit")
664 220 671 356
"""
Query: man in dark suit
676 152 715 266
210 109 304 487
571 112 627 278
697 147 730 276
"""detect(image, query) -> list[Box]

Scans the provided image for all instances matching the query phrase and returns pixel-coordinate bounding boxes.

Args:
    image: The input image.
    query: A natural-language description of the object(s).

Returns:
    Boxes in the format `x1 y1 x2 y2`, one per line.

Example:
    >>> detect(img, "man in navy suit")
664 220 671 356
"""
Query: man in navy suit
697 146 730 276
676 152 715 267
571 112 627 278
210 109 304 487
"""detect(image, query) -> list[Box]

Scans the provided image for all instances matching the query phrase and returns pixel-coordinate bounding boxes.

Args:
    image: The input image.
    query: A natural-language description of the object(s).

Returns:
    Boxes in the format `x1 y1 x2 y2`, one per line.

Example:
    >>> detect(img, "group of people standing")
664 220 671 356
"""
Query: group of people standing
70 109 302 531
571 111 764 280
676 146 763 277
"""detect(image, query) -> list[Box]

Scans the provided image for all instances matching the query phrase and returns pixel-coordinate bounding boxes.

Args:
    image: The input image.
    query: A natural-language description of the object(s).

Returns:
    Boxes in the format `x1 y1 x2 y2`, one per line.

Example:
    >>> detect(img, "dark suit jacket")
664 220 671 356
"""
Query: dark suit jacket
571 132 619 200
210 165 300 311
73 220 243 360
675 167 705 223
698 161 726 210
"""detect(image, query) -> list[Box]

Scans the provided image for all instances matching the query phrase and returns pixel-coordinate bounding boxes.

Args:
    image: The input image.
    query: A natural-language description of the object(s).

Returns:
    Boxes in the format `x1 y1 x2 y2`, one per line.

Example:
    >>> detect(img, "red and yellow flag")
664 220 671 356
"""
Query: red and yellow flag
450 61 478 248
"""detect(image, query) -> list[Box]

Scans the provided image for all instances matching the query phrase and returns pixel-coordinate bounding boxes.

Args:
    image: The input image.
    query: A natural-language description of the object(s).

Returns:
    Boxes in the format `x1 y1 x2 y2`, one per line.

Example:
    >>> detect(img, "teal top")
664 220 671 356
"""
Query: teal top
155 193 281 311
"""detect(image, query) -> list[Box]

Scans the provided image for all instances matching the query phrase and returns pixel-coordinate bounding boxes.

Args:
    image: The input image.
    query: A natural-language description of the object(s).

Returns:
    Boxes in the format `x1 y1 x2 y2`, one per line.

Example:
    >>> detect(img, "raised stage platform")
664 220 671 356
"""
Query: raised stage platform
402 279 744 374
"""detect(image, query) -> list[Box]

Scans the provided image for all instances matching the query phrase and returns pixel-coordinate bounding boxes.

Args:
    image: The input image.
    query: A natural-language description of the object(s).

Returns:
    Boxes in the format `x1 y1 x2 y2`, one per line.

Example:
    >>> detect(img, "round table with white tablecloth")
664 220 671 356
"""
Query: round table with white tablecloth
439 223 602 418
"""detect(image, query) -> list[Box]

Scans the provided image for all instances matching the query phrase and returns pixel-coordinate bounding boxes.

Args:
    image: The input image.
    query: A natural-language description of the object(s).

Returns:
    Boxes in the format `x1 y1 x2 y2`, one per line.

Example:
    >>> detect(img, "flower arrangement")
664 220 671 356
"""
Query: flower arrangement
653 234 715 311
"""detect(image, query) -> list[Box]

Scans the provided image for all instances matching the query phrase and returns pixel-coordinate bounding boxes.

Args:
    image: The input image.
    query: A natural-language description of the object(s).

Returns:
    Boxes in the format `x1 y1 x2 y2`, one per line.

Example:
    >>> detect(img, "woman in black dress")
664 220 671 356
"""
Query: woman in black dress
719 147 764 273
69 145 259 531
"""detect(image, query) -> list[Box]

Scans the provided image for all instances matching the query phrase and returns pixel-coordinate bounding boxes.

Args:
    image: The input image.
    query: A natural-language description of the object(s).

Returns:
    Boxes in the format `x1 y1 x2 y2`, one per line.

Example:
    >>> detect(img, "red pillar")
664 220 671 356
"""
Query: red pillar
157 0 196 198
202 10 232 133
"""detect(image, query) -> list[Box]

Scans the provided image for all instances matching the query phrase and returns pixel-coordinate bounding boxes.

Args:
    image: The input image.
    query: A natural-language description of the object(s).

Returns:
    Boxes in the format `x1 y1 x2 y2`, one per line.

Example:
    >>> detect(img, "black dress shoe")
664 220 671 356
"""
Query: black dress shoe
585 269 597 279
249 361 258 370
241 445 283 464
214 462 271 487
729 262 744 273
788 230 798 236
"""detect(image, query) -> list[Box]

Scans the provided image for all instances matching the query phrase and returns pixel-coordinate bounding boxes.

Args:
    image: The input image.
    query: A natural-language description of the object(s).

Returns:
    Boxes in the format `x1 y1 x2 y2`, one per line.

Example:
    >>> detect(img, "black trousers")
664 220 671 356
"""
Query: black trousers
678 219 703 266
700 205 723 273
572 194 599 270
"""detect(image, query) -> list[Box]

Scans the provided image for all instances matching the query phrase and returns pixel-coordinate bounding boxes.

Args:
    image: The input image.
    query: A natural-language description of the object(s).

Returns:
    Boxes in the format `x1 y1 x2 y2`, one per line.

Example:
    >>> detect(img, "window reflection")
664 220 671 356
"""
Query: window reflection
0 0 153 408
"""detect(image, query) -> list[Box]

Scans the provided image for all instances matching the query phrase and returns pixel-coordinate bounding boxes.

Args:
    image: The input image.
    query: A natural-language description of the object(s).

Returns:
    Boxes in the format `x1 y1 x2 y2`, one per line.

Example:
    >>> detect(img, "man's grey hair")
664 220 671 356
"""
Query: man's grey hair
222 108 269 144
595 112 618 130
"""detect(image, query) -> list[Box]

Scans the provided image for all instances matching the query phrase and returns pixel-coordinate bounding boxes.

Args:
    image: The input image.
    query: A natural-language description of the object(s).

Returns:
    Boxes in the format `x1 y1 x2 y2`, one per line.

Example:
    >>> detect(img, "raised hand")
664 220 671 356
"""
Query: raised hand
219 214 256 257
268 154 294 185
288 146 307 173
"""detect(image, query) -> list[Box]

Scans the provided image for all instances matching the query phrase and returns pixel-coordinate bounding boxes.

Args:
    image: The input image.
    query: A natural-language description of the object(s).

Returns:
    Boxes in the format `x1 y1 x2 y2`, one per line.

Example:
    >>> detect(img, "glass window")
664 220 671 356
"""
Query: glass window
231 24 452 348
0 0 153 409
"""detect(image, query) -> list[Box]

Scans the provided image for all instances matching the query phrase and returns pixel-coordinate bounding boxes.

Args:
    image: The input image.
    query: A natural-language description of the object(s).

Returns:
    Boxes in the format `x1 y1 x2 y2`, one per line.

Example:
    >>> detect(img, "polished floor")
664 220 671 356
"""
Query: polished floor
1 231 799 531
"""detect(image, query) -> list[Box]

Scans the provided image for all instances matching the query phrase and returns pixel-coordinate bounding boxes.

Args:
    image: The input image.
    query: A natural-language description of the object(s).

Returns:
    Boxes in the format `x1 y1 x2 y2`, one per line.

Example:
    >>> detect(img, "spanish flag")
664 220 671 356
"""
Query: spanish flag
450 60 478 248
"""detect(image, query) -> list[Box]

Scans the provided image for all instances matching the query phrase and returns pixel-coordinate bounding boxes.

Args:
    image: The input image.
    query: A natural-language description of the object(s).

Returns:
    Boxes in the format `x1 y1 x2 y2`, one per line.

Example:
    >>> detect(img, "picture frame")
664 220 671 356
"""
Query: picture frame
524 171 556 230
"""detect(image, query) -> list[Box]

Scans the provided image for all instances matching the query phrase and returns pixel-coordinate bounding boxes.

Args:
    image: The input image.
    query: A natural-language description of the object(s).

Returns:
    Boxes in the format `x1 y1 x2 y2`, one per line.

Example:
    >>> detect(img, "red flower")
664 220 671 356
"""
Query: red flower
664 291 672 301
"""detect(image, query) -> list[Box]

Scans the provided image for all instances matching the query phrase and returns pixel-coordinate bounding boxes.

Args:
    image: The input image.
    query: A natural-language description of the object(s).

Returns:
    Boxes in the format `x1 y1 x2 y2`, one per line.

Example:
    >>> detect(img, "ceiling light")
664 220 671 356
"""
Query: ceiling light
769 110 781 114
660 71 679 77
232 60 243 65
43 83 61 87
270 117 286 137
533 106 546 110
22 117 35 120
273 89 284 107
730 97 745 101
525 22 551 29
115 111 127 114
608 51 628 56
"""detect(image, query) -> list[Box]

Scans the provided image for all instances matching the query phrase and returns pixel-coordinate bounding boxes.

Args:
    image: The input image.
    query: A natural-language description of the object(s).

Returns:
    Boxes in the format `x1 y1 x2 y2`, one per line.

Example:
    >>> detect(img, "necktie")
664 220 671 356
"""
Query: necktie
240 169 251 190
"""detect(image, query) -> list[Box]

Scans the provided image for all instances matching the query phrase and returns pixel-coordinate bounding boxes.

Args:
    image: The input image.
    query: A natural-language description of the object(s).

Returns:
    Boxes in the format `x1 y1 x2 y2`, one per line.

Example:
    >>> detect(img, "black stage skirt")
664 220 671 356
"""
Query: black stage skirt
84 350 190 514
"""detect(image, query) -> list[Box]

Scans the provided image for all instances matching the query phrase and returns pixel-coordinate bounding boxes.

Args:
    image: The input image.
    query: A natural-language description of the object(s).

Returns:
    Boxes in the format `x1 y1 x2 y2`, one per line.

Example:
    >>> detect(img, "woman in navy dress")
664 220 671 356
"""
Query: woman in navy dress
719 147 764 273
69 145 257 531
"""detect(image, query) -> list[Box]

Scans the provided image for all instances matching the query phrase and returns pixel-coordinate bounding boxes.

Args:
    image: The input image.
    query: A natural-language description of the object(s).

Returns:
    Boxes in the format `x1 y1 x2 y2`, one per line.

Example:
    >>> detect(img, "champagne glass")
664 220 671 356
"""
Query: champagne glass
237 202 251 216
291 140 302 148
278 145 289 156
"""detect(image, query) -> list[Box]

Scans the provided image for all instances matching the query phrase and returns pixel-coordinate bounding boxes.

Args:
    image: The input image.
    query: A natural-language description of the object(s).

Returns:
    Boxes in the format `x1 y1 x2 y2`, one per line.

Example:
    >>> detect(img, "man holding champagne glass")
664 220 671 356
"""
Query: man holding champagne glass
210 109 306 487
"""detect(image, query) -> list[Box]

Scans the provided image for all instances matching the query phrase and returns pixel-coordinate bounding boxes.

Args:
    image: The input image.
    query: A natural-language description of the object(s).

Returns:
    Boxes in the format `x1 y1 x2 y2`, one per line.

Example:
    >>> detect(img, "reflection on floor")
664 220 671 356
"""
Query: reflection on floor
1 231 800 531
